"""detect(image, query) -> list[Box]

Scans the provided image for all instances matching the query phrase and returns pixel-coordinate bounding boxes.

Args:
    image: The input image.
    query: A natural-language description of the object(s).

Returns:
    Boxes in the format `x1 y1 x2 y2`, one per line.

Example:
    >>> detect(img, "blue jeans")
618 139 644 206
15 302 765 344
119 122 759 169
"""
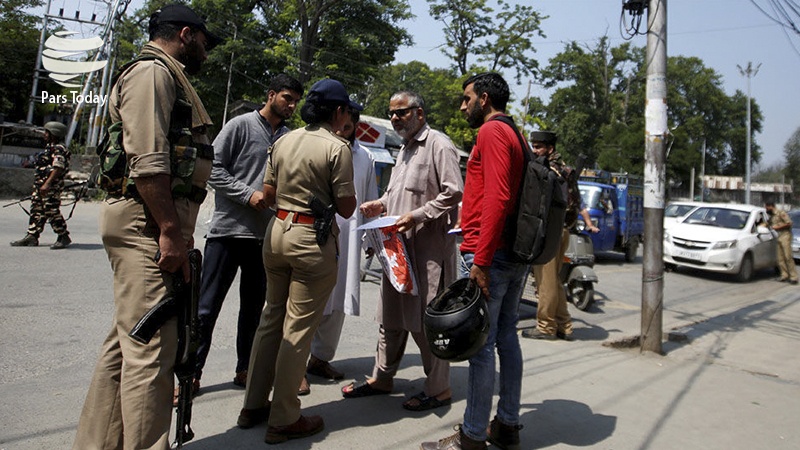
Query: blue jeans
461 250 529 441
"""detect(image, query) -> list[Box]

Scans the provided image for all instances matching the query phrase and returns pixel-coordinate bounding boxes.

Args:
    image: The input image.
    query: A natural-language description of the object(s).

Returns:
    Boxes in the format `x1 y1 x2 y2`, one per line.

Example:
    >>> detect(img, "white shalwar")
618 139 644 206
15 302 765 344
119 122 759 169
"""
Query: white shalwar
312 140 380 361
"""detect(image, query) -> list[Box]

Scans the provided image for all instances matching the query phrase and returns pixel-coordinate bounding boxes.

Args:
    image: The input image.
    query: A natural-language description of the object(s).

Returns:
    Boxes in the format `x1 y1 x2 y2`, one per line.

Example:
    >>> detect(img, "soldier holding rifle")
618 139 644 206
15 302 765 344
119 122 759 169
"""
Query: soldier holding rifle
72 4 220 449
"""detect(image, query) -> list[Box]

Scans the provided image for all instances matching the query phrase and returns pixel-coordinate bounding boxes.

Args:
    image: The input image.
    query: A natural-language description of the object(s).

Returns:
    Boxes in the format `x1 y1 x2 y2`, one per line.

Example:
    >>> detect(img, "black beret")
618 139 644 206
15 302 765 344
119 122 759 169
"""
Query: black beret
529 131 557 145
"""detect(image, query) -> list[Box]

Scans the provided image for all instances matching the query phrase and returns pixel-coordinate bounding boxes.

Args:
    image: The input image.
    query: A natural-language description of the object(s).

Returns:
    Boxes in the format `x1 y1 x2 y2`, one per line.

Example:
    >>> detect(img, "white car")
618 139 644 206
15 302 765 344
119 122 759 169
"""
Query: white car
663 204 778 282
664 201 703 230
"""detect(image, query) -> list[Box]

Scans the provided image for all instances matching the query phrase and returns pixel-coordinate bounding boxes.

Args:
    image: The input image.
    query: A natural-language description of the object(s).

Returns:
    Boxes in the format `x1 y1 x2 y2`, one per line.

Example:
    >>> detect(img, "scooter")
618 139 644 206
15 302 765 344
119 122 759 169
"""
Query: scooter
559 224 599 311
518 225 599 311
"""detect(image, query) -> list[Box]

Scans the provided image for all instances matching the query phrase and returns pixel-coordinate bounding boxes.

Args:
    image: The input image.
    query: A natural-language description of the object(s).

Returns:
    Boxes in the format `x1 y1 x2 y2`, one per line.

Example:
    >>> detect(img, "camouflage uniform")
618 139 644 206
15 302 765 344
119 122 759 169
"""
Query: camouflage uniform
27 142 71 238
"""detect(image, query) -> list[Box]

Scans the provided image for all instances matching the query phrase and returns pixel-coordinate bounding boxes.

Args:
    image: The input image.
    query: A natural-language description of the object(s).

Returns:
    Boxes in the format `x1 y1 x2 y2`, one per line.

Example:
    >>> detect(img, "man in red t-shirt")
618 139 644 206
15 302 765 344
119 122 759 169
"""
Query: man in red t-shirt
420 72 529 450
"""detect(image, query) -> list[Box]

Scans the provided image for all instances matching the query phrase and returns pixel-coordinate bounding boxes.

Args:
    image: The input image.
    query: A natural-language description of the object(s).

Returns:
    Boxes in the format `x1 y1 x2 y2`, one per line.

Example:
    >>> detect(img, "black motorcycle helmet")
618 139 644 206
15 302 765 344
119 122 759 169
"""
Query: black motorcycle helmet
424 278 489 362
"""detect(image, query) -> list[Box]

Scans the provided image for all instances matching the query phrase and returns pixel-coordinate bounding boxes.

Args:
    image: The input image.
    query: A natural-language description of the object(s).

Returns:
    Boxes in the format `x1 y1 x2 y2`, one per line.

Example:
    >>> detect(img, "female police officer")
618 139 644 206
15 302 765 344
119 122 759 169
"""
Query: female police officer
238 78 360 444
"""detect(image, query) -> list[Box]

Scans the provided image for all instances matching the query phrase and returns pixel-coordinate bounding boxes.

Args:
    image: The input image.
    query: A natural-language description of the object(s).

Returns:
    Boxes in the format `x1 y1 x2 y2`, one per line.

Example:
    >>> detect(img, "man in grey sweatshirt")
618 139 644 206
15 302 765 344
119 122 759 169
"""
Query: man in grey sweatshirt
190 74 304 395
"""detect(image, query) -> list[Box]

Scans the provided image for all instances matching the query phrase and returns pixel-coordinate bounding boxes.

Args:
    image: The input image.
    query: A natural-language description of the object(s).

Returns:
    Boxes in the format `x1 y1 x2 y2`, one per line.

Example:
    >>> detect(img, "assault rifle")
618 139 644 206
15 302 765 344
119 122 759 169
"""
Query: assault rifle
3 181 88 220
129 248 202 449
308 195 336 246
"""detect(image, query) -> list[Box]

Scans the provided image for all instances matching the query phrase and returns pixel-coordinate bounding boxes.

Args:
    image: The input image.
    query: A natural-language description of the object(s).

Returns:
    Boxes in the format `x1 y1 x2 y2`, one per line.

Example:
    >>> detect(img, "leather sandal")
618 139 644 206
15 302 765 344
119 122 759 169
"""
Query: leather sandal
402 391 452 411
298 375 311 396
341 380 391 398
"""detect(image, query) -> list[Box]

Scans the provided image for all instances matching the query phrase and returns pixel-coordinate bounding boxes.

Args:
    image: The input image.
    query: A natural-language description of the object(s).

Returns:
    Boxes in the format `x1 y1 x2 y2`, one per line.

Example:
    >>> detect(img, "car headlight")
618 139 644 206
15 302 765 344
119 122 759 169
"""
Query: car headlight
712 240 737 249
664 230 671 243
793 235 800 245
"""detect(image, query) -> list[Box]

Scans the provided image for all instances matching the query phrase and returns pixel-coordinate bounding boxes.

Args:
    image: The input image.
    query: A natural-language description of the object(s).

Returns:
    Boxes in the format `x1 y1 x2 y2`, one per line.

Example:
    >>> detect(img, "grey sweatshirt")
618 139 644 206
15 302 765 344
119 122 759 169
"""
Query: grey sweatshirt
206 110 289 239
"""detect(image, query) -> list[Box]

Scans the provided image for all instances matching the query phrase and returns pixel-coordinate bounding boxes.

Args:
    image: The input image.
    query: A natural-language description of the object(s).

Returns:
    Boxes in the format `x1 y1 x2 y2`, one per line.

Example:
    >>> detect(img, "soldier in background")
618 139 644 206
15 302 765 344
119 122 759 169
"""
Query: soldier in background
10 121 72 249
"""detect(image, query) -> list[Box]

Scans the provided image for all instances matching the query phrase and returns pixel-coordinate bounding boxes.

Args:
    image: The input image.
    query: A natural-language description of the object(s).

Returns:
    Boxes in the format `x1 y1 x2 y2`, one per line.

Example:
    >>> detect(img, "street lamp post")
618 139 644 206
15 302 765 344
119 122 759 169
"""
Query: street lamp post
737 62 760 205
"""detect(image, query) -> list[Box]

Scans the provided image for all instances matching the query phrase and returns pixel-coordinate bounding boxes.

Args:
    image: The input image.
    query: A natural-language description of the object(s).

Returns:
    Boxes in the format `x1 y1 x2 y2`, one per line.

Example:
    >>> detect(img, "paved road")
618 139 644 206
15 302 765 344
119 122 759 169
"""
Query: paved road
1 200 798 449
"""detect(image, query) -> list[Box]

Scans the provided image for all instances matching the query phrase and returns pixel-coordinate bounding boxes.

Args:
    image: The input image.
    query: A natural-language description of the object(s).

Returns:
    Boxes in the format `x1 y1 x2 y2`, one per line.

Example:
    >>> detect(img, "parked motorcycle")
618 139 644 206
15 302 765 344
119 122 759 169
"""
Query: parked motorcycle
560 224 599 310
519 224 599 311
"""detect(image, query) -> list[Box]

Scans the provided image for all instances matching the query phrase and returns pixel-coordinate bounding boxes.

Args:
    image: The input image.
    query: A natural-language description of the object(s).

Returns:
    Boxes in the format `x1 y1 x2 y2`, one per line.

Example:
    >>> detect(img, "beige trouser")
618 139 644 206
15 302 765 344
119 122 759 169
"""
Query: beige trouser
533 228 573 336
311 309 346 362
73 198 178 450
243 217 338 426
777 231 798 281
373 324 451 398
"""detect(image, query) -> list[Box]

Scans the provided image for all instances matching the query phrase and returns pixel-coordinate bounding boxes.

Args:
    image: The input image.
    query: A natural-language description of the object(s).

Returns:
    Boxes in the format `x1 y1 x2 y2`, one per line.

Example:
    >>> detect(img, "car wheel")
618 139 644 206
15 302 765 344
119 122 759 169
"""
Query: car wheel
664 262 677 272
736 253 754 282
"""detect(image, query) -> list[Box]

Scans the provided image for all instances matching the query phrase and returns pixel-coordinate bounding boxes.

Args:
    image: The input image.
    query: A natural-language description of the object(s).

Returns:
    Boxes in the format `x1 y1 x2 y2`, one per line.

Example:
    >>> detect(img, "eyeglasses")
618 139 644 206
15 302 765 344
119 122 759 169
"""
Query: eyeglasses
386 106 419 119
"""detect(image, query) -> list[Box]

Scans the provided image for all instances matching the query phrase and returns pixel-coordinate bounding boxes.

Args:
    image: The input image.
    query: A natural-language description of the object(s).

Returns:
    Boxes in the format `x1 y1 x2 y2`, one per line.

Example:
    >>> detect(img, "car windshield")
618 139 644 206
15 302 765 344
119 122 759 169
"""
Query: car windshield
684 207 750 229
579 185 601 210
665 203 697 218
789 210 800 228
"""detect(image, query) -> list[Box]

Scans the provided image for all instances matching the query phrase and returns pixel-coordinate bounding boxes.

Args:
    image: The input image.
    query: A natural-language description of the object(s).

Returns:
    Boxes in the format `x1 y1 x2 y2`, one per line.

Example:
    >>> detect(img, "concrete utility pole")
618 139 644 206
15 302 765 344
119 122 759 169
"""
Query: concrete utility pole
641 0 667 354
737 62 760 205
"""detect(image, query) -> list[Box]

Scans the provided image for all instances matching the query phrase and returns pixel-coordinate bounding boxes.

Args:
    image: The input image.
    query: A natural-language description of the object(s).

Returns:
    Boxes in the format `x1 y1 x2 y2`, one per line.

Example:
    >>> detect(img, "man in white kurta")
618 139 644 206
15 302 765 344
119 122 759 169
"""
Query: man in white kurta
306 112 379 384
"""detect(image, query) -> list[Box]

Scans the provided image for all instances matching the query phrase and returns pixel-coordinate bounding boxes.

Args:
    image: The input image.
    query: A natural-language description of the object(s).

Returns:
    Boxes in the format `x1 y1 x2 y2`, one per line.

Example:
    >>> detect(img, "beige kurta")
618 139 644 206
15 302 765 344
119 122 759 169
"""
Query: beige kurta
376 124 463 332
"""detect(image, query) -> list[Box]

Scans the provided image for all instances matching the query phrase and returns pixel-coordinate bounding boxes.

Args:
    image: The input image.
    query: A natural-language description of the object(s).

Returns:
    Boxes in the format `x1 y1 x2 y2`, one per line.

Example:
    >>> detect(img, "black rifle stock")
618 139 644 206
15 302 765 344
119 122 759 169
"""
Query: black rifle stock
127 248 202 449
173 248 201 449
308 195 336 246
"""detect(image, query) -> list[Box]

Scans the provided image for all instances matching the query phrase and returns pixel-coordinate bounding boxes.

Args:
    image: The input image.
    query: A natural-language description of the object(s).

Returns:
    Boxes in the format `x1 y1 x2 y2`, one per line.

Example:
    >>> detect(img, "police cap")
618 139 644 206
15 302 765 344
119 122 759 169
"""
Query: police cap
151 4 222 50
529 130 557 145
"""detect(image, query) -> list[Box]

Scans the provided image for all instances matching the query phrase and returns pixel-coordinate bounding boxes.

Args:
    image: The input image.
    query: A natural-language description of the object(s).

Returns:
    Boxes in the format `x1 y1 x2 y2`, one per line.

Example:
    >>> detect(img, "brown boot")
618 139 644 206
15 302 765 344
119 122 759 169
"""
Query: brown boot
265 414 324 444
306 355 344 380
10 234 38 247
487 416 523 450
420 425 486 450
50 233 71 249
237 404 271 429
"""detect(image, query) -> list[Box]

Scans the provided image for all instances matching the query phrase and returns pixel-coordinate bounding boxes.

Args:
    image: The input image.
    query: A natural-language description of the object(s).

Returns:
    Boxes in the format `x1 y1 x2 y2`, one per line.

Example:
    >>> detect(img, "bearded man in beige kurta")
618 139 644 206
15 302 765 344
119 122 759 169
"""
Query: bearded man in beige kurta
342 90 463 411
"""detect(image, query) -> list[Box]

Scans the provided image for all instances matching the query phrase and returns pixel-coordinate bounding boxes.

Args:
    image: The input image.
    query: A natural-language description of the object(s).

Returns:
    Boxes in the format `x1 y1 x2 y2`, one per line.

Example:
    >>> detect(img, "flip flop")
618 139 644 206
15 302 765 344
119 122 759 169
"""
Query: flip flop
402 392 452 411
341 380 391 398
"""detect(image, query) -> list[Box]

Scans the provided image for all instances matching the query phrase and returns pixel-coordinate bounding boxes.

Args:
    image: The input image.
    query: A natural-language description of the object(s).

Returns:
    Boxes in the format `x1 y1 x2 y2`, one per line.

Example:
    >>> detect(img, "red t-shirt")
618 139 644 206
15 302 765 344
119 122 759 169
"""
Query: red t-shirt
459 115 525 266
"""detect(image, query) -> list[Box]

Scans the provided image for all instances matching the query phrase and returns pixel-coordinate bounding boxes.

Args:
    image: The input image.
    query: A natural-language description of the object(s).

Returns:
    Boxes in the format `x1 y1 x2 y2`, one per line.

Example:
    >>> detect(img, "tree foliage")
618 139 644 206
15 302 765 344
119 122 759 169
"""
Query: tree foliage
528 38 763 187
784 126 800 187
426 0 545 83
112 0 412 133
0 0 61 122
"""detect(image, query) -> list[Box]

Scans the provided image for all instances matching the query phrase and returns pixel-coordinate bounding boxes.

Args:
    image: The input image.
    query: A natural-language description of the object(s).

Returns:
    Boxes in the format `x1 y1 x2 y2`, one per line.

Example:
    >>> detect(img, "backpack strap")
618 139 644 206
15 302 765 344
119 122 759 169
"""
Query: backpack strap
489 115 531 163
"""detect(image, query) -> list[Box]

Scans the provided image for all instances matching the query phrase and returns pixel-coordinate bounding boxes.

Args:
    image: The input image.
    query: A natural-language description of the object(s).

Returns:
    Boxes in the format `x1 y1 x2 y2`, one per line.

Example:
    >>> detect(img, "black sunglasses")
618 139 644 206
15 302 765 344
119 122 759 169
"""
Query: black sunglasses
386 106 419 119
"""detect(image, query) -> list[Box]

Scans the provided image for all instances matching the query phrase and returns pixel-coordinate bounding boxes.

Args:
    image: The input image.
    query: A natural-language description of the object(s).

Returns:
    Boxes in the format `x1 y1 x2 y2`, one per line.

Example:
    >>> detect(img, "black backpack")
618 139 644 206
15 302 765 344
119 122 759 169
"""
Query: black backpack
491 116 567 265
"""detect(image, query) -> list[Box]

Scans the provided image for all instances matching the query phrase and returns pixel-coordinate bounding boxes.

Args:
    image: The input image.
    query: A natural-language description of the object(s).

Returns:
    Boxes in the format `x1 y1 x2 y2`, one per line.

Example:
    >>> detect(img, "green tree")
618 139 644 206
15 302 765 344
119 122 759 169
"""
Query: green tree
361 61 473 147
113 0 412 132
530 38 643 167
0 0 51 122
426 0 545 83
784 126 800 187
532 40 762 189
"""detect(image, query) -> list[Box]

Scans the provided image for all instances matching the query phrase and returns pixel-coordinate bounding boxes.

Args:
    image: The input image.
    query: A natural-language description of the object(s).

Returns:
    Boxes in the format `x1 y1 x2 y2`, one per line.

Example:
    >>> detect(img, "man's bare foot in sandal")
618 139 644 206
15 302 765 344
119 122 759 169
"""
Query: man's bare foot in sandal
402 388 452 411
341 378 392 398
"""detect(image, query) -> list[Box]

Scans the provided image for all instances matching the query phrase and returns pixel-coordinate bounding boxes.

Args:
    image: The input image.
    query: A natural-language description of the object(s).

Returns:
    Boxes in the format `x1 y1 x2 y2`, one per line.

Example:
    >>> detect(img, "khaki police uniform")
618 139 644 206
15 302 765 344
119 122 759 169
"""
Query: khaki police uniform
532 151 575 337
243 123 354 427
769 208 798 282
73 49 211 450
